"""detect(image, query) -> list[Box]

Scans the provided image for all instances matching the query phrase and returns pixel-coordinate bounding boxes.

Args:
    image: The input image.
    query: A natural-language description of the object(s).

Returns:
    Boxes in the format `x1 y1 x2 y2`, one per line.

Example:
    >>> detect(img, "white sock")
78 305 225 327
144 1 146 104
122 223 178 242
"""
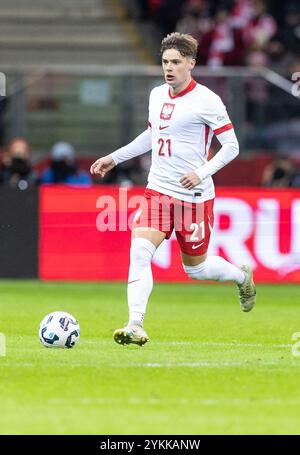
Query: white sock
183 256 245 284
127 237 156 325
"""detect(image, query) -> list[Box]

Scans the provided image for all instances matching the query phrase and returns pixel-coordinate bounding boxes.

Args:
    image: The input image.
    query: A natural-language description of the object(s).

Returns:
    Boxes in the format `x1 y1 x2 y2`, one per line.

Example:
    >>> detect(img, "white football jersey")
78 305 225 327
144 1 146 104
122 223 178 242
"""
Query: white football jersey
147 79 233 203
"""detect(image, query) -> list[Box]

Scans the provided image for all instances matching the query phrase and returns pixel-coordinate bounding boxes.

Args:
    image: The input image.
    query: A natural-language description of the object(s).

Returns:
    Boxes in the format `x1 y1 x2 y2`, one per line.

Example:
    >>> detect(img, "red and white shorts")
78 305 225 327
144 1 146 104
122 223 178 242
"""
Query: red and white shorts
132 189 214 256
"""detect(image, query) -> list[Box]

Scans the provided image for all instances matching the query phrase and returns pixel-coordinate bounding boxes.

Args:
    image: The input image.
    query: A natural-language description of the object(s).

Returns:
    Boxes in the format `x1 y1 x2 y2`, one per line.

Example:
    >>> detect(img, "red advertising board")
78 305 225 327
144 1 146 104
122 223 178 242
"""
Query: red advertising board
40 185 300 283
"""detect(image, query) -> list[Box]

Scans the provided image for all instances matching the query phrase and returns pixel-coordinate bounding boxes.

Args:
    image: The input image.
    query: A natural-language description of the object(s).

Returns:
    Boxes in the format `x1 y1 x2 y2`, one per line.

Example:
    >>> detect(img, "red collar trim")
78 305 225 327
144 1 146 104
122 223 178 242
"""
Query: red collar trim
168 79 197 99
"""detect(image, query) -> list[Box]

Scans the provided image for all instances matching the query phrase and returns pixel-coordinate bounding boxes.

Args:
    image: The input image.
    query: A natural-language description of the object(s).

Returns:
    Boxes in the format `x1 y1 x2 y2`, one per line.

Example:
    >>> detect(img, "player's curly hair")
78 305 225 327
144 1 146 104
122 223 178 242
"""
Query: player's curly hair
160 32 198 59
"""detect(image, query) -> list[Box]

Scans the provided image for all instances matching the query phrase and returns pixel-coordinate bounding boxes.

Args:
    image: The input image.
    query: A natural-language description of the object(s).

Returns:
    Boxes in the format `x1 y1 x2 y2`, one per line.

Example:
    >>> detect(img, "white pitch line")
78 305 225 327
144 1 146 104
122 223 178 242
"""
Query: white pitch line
84 340 292 348
47 396 300 406
114 360 298 368
156 341 292 348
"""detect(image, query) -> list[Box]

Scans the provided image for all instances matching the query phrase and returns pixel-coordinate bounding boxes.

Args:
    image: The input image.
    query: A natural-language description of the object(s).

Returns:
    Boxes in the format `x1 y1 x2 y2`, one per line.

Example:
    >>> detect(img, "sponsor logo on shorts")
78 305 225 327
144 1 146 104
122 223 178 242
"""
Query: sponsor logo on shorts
191 241 205 250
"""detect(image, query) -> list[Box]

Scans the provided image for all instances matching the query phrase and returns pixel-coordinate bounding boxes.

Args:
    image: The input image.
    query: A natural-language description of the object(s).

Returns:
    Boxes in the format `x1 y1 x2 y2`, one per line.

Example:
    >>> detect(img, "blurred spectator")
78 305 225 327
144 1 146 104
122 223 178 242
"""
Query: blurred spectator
261 156 300 187
245 49 269 125
134 0 299 70
2 138 38 190
176 0 211 39
197 4 246 66
230 0 252 29
40 142 92 185
266 36 295 75
244 0 277 50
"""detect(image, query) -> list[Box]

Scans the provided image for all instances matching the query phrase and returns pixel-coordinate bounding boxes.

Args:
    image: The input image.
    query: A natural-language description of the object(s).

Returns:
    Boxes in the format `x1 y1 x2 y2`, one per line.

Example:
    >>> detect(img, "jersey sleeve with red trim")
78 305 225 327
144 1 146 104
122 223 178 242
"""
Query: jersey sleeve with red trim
194 128 239 181
199 92 233 135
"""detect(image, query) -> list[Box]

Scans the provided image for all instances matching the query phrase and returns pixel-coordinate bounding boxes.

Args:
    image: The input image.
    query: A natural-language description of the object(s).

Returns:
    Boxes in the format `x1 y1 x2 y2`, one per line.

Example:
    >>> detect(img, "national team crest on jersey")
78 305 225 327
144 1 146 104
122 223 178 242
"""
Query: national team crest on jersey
160 103 175 120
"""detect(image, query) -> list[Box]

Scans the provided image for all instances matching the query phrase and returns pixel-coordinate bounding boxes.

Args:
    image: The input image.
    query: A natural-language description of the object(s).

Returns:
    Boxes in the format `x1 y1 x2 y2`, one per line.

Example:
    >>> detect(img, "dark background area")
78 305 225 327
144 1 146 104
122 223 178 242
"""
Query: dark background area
0 188 38 277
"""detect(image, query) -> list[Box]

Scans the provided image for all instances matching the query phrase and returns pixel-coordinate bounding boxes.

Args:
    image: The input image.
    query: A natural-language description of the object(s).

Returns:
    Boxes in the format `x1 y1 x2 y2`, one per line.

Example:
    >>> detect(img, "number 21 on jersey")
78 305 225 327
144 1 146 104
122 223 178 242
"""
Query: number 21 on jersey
158 138 172 157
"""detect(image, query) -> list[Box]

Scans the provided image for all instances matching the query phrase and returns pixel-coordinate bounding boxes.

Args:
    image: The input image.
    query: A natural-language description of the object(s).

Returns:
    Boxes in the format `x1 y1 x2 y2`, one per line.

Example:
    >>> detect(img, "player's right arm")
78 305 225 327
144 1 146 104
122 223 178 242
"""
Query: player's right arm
90 128 152 177
90 155 116 177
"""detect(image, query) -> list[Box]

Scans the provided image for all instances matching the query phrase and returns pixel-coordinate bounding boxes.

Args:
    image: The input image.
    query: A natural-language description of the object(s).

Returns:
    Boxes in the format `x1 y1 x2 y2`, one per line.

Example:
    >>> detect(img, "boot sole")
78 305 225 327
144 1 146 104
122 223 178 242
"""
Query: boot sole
113 329 149 346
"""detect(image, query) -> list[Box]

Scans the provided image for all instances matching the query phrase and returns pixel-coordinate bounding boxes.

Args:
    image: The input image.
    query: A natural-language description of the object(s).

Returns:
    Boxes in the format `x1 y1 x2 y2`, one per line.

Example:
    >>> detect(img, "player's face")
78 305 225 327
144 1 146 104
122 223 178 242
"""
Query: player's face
162 49 195 94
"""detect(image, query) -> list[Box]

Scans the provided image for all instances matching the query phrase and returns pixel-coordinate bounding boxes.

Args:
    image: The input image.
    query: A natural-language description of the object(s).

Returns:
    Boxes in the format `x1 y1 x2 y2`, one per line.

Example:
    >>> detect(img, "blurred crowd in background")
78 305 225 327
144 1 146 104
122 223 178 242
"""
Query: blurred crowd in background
137 0 300 75
0 136 300 190
0 139 91 190
0 138 152 189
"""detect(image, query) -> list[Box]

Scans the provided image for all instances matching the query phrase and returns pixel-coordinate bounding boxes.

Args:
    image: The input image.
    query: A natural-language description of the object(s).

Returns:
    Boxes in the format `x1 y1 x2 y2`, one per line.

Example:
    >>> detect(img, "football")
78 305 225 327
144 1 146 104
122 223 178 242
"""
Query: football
39 311 80 348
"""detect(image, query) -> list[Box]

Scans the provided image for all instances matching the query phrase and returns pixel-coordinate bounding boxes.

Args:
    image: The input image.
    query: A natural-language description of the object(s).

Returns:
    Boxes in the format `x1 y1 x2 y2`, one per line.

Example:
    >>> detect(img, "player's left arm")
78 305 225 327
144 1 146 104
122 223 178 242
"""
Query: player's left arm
180 96 239 190
196 127 239 180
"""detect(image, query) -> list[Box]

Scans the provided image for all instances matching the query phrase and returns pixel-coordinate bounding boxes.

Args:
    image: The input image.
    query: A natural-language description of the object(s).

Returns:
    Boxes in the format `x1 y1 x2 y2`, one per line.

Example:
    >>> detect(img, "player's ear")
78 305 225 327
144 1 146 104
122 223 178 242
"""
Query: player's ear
190 58 196 70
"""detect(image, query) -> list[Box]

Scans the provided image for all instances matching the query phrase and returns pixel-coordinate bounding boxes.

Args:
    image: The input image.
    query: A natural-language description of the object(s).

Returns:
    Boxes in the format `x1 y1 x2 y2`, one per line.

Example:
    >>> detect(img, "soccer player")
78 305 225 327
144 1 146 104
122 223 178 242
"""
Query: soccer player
90 32 256 346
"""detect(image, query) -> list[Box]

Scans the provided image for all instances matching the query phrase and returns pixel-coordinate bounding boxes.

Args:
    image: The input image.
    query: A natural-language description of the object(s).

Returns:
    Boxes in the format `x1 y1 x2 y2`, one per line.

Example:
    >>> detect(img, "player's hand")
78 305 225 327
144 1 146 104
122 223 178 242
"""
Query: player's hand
180 172 201 190
90 155 116 177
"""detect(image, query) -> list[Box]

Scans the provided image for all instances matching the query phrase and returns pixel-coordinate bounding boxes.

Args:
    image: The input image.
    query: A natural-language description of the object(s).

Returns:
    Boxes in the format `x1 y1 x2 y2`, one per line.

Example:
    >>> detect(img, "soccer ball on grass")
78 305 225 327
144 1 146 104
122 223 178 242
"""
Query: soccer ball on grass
39 311 80 348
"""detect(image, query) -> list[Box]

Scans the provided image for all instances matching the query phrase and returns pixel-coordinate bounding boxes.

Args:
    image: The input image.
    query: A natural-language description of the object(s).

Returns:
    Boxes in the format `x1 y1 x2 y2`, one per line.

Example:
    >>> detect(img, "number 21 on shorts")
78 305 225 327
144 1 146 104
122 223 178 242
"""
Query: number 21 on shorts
190 221 205 242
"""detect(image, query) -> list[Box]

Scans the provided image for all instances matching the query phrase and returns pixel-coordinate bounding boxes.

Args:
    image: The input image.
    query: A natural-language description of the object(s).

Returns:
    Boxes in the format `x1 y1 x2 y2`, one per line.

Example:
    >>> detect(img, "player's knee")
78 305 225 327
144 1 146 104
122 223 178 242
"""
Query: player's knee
130 237 156 266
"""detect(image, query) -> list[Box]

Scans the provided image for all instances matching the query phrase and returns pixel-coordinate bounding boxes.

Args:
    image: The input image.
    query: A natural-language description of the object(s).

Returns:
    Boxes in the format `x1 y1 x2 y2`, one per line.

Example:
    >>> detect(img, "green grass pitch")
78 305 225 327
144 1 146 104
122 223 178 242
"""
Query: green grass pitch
0 280 299 435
